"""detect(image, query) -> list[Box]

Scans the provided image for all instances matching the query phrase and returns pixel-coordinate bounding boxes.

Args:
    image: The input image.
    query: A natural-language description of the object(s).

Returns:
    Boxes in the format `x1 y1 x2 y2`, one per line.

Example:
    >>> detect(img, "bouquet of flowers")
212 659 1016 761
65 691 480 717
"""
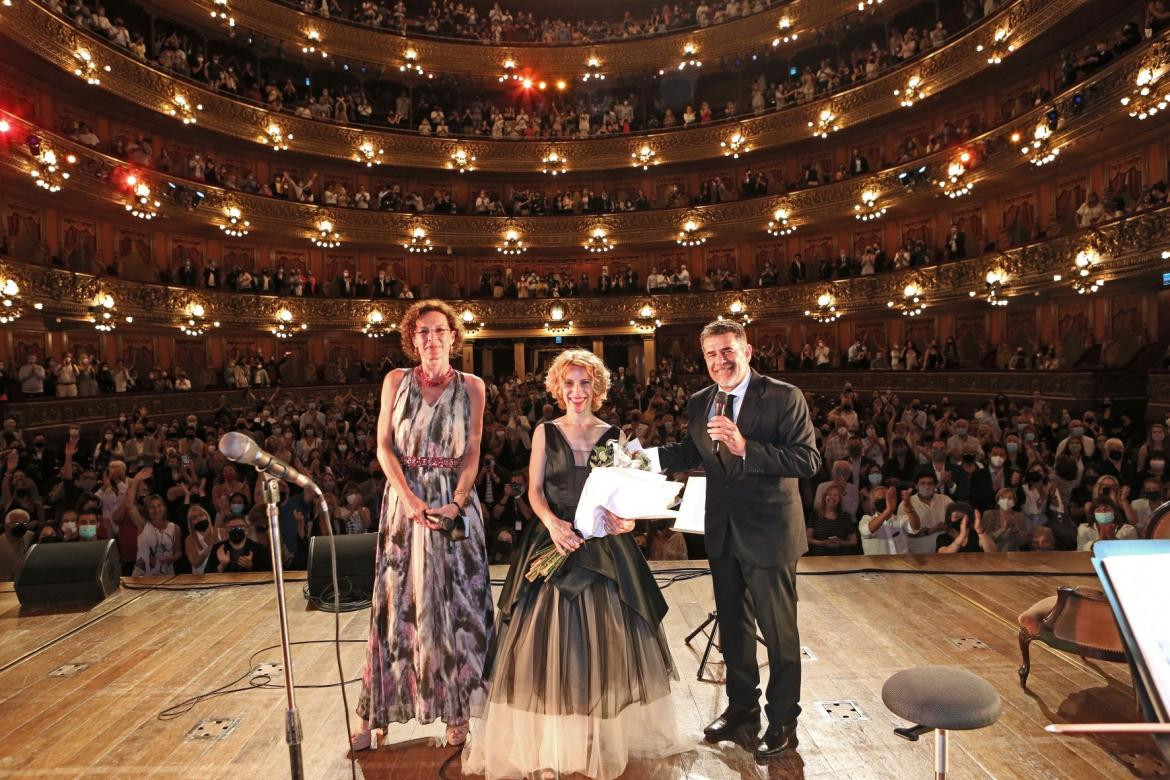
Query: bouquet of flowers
526 435 683 582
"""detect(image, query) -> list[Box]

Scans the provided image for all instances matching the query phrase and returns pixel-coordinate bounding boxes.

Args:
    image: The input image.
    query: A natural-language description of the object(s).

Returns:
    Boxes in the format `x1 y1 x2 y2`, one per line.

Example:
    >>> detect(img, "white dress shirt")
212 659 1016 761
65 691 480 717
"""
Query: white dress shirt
646 371 751 471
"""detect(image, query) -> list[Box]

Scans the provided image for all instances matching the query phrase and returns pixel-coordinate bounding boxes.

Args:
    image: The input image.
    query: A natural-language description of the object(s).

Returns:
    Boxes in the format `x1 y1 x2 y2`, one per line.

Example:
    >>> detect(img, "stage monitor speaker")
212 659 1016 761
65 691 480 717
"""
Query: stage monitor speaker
306 533 377 602
14 539 121 608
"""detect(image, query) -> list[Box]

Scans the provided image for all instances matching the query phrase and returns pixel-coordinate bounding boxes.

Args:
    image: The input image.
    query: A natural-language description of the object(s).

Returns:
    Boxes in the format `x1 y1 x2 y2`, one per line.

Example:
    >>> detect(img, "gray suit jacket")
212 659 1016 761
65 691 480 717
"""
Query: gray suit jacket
657 370 821 568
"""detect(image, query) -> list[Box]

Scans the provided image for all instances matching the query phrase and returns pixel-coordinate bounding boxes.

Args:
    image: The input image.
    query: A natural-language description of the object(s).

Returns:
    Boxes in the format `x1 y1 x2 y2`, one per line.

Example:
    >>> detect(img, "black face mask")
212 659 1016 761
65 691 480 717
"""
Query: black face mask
228 527 247 544
193 520 210 533
495 541 514 558
9 523 28 537
39 535 60 544
872 499 887 514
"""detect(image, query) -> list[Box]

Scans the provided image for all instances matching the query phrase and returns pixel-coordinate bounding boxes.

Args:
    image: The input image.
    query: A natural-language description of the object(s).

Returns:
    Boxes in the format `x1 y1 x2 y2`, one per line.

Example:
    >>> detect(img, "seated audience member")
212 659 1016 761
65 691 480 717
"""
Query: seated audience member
0 508 33 582
207 514 272 573
858 485 912 554
1076 496 1137 551
936 501 999 553
806 483 858 555
898 470 952 551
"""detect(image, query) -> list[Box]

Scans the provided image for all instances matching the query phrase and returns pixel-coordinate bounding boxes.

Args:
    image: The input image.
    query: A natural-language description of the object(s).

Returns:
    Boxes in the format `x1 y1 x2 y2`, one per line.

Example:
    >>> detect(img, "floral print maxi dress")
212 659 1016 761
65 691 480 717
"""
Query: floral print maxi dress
357 370 494 728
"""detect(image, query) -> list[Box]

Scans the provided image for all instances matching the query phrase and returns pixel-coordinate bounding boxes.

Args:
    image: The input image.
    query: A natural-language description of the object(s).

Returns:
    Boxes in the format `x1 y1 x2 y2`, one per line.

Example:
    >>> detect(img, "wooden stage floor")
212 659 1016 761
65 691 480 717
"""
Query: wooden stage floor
0 553 1166 779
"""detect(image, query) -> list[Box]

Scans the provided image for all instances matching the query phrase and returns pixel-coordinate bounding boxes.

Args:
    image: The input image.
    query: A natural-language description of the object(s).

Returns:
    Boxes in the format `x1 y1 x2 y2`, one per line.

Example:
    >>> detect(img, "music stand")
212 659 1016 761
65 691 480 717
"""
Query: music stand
685 610 768 682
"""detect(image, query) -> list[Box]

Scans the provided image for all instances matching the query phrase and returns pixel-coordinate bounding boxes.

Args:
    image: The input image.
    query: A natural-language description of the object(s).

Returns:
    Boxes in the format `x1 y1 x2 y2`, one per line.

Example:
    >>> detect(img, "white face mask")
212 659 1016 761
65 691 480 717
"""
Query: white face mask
62 521 78 535
997 498 1014 511
989 455 1005 468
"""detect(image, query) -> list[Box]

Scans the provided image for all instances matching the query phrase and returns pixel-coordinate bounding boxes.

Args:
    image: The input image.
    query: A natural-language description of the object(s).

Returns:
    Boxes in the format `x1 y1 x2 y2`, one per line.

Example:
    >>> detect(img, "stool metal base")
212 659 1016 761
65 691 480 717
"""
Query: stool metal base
934 728 948 779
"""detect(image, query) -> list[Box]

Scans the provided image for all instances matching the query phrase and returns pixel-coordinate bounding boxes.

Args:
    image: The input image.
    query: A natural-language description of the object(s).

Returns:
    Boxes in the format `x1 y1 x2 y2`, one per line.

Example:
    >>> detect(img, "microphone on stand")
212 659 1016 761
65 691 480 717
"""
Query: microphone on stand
713 391 730 455
218 431 322 496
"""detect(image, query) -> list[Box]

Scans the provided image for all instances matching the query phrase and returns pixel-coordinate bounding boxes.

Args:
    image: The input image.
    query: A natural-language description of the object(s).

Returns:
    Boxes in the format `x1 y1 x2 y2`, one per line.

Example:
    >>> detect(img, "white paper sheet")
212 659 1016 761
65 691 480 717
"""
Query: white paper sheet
1101 552 1170 715
672 476 707 535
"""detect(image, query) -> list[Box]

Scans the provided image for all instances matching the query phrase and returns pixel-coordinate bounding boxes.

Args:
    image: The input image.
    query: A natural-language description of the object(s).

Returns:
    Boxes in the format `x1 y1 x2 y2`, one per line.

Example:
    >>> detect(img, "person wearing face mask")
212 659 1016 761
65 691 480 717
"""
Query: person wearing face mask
59 510 80 542
36 525 62 544
882 436 919 484
984 443 1019 493
184 507 220 574
1137 423 1167 472
936 502 998 554
1055 418 1096 459
299 400 326 437
858 484 912 555
983 488 1028 551
1003 434 1029 472
821 424 851 464
1139 448 1169 492
1097 438 1137 489
337 486 371 534
1130 479 1167 535
207 515 268 573
126 492 180 577
1076 497 1137 551
0 508 34 581
899 471 952 553
952 452 995 511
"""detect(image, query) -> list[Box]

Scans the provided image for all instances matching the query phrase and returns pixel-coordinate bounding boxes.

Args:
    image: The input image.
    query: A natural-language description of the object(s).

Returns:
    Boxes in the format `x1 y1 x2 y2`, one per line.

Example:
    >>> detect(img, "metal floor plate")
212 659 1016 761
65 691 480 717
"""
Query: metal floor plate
814 699 868 723
185 717 241 741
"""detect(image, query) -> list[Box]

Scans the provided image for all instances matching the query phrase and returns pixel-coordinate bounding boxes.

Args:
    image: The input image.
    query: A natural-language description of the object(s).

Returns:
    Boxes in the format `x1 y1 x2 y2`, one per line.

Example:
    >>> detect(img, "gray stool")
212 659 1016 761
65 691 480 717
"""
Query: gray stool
882 666 1002 779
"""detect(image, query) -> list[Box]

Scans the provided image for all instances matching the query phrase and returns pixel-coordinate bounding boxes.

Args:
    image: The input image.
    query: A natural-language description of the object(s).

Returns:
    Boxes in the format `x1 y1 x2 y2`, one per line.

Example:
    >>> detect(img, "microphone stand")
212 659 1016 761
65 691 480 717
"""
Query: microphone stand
263 477 304 780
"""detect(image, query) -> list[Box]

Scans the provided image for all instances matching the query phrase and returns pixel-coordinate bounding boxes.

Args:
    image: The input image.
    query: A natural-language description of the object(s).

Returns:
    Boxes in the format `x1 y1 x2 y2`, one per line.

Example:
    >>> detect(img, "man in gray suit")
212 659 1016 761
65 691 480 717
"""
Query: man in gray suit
647 320 820 759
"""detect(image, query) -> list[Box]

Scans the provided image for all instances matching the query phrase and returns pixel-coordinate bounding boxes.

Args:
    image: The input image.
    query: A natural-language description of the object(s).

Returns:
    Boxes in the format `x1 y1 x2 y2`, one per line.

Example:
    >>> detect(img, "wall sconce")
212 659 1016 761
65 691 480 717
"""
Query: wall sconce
448 148 476 172
767 207 795 236
976 27 1014 64
89 293 126 331
219 206 250 237
312 219 341 248
541 150 568 175
772 16 798 46
125 176 160 220
1055 248 1105 294
355 140 385 167
498 228 526 255
630 304 661 332
0 277 26 324
499 58 521 82
399 48 430 78
583 56 605 81
720 130 749 158
1018 123 1060 166
363 309 395 338
461 308 485 337
30 146 74 193
210 0 236 28
584 227 613 253
888 283 926 316
545 303 573 334
678 42 702 70
717 300 752 325
854 189 886 221
302 29 328 57
180 303 221 336
261 121 291 151
970 269 1009 306
272 308 308 338
166 94 202 124
631 143 657 170
938 151 973 198
72 48 110 85
1120 64 1168 119
857 0 883 10
404 225 433 253
894 75 926 107
677 220 706 247
805 292 840 323
808 107 840 139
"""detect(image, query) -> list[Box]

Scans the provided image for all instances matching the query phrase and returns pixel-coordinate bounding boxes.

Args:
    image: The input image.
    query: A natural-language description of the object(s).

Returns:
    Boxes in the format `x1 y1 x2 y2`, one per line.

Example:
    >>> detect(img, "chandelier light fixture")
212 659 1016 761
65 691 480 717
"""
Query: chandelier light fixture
399 48 431 78
894 75 926 108
545 303 573 334
404 225 433 253
720 130 749 159
30 146 74 193
772 16 798 46
582 56 605 81
302 29 328 58
499 58 521 82
717 300 752 326
678 42 702 70
1120 62 1169 119
584 227 613 253
938 151 974 198
447 147 476 173
805 292 840 323
362 309 395 338
767 207 795 236
854 189 886 221
888 283 926 316
272 308 308 338
541 150 568 175
498 228 527 255
210 0 236 28
969 269 1009 306
461 308 485 337
180 303 220 336
809 107 840 139
630 304 661 333
1017 124 1061 166
976 27 1014 64
125 176 161 220
219 206 250 237
677 220 706 247
312 219 341 248
261 121 291 151
631 143 657 170
1054 248 1105 294
355 140 385 167
89 293 128 331
857 0 883 10
72 48 110 85
0 277 29 324
166 93 202 125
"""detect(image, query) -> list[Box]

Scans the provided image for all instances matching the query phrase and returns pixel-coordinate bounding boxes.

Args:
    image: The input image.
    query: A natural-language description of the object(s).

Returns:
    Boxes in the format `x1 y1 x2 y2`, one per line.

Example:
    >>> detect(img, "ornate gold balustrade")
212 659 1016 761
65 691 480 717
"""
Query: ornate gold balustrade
1 202 1166 334
0 31 1153 251
0 0 1080 171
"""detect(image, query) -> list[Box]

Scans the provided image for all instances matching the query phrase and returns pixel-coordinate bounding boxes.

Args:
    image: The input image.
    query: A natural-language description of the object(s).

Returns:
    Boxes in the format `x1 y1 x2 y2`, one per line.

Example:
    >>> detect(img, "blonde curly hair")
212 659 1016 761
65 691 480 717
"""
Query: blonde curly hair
545 349 610 412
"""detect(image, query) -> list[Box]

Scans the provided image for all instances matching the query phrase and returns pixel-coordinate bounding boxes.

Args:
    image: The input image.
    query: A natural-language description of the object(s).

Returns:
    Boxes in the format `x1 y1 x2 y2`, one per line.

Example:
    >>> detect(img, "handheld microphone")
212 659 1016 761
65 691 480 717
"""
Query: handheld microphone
219 431 322 496
713 391 729 454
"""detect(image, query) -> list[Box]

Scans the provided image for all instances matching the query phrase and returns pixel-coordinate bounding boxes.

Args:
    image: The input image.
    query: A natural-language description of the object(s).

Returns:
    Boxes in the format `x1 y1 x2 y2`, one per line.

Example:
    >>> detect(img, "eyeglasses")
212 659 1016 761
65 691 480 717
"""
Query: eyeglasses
415 327 451 341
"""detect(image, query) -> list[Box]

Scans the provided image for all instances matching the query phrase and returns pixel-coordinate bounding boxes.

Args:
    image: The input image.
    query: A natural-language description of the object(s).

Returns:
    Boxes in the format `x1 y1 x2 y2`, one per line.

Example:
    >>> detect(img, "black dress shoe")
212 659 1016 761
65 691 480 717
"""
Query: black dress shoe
753 719 798 760
703 707 761 743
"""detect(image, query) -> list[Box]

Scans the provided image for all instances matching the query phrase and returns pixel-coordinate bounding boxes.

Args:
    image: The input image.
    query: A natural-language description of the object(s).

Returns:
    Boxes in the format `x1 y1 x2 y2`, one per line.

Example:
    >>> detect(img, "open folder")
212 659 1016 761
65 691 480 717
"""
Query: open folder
673 476 707 535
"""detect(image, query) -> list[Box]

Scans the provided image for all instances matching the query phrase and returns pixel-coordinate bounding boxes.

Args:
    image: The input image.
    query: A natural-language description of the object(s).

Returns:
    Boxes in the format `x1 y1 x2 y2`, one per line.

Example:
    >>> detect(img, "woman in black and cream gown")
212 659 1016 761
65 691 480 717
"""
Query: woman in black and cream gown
463 349 687 780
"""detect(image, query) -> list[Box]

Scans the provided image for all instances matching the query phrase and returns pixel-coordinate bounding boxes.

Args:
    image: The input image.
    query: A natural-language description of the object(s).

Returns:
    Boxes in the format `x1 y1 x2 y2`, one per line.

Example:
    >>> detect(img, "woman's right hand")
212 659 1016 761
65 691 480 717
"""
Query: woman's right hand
545 517 582 556
403 492 440 530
